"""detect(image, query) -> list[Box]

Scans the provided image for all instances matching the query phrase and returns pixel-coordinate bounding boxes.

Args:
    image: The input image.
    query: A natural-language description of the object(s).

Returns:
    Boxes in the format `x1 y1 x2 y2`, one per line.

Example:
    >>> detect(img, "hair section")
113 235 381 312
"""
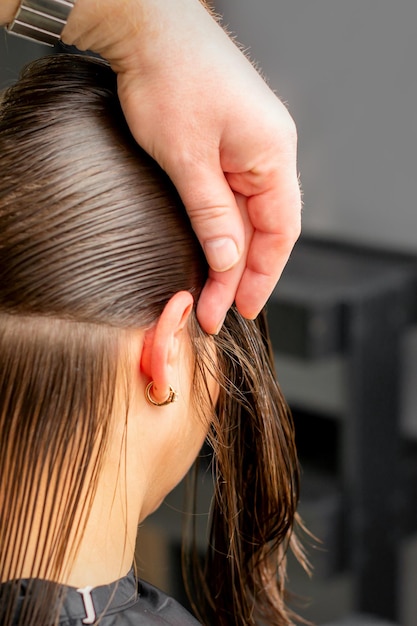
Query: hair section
187 309 308 626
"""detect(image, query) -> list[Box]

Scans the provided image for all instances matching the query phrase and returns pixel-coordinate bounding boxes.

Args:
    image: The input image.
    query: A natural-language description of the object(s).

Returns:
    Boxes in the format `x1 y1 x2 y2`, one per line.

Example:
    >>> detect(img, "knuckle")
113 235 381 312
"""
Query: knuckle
280 116 298 148
280 214 302 248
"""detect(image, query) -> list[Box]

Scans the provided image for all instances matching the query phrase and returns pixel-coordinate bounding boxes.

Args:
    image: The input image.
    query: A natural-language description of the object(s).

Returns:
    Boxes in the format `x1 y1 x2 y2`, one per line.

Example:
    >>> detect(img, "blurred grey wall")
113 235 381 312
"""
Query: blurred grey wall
216 0 417 254
1 30 49 88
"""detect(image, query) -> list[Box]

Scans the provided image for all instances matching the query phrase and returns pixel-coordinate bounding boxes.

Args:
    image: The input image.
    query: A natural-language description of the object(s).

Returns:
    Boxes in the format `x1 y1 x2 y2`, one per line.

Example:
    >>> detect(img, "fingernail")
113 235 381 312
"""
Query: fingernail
213 315 226 335
204 238 239 272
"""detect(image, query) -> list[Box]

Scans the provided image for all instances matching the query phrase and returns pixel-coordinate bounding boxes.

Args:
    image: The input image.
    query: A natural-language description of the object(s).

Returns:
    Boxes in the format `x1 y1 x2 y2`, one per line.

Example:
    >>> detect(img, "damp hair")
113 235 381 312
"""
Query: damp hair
0 55 307 626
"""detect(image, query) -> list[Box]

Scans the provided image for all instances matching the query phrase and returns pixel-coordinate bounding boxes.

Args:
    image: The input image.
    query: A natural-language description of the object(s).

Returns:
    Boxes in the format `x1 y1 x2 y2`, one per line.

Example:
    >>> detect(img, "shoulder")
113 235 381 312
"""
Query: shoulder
131 579 202 625
97 578 202 625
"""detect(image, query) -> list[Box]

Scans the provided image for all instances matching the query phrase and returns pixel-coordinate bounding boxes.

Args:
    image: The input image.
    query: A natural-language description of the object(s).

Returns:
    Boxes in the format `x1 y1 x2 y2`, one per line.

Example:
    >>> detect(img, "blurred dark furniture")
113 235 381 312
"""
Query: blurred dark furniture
268 237 417 622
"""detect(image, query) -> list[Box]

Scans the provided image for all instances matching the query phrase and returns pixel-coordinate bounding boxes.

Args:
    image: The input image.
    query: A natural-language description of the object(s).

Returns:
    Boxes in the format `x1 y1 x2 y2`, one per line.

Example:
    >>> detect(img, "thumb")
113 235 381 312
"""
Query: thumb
169 161 245 273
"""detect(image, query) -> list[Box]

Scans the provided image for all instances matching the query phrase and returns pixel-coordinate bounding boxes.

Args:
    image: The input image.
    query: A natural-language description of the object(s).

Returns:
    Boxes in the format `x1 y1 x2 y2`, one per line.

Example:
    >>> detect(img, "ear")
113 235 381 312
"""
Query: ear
141 291 194 404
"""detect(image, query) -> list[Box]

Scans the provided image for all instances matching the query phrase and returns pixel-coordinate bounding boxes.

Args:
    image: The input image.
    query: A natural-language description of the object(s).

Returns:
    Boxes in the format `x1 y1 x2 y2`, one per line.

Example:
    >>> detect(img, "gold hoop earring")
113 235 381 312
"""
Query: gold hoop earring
145 381 178 407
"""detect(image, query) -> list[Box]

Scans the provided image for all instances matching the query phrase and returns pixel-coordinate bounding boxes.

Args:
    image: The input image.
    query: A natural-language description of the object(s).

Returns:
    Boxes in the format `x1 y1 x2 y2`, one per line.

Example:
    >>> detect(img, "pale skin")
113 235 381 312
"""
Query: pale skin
1 0 301 333
10 291 215 588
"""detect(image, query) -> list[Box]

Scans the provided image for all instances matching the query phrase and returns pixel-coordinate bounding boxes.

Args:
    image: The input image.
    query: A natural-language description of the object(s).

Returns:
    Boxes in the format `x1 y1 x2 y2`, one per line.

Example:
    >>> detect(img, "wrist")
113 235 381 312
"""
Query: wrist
62 0 147 66
62 0 219 75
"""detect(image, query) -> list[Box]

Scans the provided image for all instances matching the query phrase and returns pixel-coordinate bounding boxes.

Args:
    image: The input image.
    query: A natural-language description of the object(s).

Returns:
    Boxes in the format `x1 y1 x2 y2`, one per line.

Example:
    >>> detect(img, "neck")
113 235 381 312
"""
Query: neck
53 417 146 588
63 470 141 588
4 418 146 589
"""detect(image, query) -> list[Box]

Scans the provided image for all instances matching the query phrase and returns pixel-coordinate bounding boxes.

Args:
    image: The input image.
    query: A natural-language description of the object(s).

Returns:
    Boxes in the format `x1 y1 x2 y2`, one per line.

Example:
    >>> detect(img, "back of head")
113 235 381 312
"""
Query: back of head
0 54 206 326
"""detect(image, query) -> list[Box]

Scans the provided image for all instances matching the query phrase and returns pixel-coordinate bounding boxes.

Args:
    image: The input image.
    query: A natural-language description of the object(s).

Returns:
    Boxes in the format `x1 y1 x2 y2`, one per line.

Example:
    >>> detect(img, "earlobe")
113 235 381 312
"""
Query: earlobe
140 291 194 404
145 381 178 407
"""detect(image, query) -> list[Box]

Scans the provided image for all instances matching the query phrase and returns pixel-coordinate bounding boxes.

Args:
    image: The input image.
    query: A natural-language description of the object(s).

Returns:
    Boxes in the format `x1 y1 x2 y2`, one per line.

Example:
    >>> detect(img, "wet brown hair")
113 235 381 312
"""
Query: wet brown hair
0 55 306 625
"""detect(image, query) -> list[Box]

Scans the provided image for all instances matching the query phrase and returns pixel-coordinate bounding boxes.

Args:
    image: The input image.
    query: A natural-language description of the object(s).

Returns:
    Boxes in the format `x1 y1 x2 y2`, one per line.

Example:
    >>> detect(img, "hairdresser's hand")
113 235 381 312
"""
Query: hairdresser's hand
62 0 301 334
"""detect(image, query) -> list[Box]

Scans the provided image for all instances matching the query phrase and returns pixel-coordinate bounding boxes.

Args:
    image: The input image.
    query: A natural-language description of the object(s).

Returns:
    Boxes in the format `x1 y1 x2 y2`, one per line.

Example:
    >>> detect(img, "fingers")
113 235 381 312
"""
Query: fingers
195 193 253 334
197 265 244 334
173 162 245 272
235 229 298 320
197 188 300 332
170 150 301 332
229 165 302 320
166 162 247 333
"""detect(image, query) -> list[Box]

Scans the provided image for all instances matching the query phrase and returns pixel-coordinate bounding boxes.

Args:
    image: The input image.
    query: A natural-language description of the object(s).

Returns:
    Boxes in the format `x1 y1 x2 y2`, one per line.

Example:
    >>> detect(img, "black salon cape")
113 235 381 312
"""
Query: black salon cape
1 568 201 625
